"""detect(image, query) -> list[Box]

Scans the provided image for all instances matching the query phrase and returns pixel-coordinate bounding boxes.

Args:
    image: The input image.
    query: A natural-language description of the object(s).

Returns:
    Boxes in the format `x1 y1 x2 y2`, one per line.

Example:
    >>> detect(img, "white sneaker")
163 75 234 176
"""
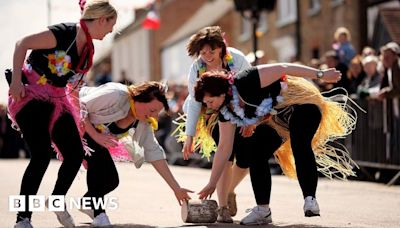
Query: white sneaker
45 199 75 227
92 212 112 227
79 208 95 219
54 211 75 227
240 206 272 225
14 218 33 228
304 196 320 217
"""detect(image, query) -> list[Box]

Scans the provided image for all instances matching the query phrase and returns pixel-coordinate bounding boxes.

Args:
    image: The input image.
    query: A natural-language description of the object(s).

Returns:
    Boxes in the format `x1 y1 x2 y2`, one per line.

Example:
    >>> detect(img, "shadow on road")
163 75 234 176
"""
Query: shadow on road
74 222 337 228
173 221 336 228
76 223 155 228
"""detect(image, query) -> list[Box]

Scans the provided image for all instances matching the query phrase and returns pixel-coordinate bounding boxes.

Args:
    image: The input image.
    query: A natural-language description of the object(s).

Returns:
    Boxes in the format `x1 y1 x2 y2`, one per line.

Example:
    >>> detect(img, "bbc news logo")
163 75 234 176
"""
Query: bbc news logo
9 195 118 212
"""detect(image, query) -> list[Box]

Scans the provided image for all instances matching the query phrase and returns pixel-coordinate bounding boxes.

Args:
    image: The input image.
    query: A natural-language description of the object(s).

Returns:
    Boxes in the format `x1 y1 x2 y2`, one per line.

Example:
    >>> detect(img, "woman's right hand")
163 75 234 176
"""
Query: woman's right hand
9 81 25 102
182 135 194 160
321 68 342 83
92 132 118 148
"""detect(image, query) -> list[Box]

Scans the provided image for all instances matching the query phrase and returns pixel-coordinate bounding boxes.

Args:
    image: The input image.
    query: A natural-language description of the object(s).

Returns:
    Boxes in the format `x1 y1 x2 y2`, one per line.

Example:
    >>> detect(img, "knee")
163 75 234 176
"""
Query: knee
62 151 84 167
30 156 51 170
105 173 119 193
111 175 119 191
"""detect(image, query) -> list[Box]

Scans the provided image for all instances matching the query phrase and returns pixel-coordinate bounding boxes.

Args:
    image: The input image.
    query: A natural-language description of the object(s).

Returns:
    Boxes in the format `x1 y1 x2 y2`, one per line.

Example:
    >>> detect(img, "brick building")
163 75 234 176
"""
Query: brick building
100 0 399 83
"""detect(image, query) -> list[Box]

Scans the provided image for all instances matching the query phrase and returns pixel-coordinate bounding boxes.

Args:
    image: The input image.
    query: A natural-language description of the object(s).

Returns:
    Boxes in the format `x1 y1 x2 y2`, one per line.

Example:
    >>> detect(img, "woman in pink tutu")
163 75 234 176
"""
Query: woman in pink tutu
8 1 117 227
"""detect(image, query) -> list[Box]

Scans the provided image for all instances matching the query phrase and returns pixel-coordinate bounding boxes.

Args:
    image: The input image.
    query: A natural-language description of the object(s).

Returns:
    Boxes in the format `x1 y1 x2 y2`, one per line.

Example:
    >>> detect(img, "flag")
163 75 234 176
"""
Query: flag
142 4 160 30
79 0 86 13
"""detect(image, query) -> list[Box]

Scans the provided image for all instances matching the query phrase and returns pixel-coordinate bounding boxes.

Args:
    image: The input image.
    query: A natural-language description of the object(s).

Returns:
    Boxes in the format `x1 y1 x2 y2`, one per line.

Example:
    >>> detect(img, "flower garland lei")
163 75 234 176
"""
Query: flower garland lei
48 51 72 76
220 84 284 127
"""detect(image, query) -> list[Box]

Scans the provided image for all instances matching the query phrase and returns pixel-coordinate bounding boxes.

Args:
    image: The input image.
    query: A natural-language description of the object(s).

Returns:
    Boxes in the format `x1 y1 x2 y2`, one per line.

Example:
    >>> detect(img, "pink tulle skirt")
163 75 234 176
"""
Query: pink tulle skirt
7 65 88 160
107 141 133 162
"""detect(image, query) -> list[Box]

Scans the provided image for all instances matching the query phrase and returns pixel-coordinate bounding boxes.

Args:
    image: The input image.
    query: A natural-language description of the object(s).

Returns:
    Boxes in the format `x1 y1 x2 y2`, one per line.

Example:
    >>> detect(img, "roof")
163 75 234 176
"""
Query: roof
380 8 400 44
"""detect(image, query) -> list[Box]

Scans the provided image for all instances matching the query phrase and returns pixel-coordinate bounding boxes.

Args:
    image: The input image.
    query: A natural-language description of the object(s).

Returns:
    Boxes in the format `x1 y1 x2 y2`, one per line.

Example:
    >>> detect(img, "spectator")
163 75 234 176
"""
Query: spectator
332 27 356 67
357 55 382 99
94 62 112 86
347 55 366 95
0 103 29 158
379 42 400 100
322 50 350 94
118 70 133 85
362 46 376 58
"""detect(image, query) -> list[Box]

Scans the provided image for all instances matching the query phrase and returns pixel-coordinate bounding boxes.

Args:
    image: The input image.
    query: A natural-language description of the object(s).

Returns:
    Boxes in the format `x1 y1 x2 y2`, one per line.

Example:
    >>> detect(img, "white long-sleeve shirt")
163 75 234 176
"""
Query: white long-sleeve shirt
183 47 251 136
79 82 166 164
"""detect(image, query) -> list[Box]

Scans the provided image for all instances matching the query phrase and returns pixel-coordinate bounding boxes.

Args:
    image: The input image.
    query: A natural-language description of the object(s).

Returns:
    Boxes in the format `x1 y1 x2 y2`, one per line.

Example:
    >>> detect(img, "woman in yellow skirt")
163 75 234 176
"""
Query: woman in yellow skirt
194 64 357 225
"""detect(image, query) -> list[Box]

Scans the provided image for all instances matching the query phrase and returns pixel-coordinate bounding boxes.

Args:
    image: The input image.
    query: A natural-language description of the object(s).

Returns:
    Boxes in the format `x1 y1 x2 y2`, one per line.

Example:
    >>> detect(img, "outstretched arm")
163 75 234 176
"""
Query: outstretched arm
257 63 342 88
151 159 193 205
198 121 236 199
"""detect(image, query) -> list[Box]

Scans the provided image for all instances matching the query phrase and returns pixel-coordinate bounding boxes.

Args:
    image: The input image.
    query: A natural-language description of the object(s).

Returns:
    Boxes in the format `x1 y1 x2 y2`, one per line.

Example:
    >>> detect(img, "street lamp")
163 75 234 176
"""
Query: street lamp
233 0 276 65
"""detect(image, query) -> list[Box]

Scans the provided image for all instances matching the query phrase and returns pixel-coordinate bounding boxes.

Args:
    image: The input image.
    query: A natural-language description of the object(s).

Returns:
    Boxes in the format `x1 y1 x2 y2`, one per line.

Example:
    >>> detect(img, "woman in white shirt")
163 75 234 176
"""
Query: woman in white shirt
79 81 192 226
178 26 251 223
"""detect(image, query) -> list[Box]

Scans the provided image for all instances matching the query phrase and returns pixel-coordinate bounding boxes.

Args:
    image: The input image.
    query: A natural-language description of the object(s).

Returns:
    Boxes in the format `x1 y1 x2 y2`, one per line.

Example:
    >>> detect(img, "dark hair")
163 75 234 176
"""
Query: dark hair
186 26 227 58
194 70 230 103
127 81 169 112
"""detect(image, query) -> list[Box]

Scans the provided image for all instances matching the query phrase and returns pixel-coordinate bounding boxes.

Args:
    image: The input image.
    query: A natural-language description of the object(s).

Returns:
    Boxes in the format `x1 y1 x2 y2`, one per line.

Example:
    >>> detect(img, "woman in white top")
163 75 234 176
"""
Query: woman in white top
179 26 251 222
80 81 192 226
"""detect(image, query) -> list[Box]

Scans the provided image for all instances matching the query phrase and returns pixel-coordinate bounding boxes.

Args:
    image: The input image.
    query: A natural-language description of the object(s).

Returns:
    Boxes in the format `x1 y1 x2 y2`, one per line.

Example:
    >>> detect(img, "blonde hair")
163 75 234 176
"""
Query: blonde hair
334 27 351 41
81 0 117 20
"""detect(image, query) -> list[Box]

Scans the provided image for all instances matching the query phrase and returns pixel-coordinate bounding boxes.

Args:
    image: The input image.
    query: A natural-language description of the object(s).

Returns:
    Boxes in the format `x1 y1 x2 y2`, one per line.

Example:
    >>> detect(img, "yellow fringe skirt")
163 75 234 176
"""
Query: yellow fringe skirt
268 76 358 179
173 76 359 179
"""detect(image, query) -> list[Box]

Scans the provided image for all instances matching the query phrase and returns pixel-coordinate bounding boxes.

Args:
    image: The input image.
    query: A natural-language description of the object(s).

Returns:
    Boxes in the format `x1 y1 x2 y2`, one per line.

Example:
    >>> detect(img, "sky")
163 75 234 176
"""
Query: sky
0 0 151 104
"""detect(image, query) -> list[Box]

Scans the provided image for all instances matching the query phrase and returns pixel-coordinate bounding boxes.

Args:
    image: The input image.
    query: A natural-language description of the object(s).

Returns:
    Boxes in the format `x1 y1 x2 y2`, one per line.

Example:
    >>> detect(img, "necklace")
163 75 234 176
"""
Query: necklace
220 85 284 127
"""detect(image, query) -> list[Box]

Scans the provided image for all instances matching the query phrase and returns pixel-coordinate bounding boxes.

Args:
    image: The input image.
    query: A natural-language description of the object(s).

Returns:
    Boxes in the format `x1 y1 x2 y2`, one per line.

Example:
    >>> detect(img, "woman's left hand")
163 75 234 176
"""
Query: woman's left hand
321 68 342 83
198 183 216 200
240 125 256 138
173 187 193 205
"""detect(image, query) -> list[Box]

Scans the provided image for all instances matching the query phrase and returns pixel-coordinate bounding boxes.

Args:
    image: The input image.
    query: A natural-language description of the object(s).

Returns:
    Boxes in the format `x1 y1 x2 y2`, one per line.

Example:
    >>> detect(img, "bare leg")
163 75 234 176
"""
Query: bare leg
216 161 234 223
228 164 248 193
216 161 233 207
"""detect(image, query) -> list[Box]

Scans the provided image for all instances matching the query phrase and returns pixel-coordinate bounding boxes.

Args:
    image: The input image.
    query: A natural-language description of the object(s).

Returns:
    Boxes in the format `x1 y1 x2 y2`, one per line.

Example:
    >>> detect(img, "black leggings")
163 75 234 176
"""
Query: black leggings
15 100 84 220
83 133 119 217
238 104 321 204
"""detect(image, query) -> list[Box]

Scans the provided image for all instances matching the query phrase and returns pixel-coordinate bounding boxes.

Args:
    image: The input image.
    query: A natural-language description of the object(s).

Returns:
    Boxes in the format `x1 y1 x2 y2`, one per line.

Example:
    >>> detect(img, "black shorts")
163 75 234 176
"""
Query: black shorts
211 124 250 169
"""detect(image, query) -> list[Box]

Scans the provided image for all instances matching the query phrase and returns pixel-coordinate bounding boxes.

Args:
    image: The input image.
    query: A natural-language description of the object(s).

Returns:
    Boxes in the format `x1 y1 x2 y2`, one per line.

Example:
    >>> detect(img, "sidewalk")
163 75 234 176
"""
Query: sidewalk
1 159 399 228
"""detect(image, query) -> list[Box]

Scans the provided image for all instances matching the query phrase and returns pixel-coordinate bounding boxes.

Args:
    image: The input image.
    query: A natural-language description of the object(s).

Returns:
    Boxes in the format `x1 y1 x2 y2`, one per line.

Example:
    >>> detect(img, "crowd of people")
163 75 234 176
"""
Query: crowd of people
2 0 399 227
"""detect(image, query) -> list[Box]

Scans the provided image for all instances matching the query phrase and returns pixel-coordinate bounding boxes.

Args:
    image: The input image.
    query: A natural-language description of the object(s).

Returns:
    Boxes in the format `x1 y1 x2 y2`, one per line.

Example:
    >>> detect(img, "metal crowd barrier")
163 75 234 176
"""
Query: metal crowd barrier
345 98 400 185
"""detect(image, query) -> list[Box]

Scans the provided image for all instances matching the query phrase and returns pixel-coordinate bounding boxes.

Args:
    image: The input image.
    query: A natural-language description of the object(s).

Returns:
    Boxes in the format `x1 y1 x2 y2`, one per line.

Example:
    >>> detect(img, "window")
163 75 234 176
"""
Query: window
308 0 321 16
238 12 268 42
276 0 297 27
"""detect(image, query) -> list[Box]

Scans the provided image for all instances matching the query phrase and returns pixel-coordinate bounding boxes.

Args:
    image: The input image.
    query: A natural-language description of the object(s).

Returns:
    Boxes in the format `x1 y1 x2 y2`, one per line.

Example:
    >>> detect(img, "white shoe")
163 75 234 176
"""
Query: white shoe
304 196 320 217
14 218 33 228
240 206 272 225
79 208 95 219
92 212 112 227
45 199 75 227
54 211 75 227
